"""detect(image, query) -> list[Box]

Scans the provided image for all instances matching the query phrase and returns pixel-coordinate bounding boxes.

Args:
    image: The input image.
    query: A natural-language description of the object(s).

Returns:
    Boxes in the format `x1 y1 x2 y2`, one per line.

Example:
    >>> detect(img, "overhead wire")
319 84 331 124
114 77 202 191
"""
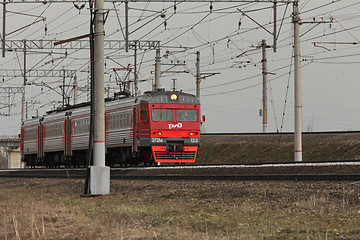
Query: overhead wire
2 0 360 125
10 3 52 38
201 61 313 97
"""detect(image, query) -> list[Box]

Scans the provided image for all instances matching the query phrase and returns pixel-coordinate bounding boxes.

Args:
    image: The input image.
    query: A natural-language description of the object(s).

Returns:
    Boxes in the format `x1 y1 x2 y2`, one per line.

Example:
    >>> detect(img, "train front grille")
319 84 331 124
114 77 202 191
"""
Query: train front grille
151 146 198 163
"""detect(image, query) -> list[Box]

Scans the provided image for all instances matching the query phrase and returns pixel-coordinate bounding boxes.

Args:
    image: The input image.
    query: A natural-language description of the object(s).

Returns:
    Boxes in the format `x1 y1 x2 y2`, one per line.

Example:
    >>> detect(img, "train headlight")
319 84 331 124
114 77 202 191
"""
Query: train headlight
158 131 162 136
170 94 178 101
189 132 194 136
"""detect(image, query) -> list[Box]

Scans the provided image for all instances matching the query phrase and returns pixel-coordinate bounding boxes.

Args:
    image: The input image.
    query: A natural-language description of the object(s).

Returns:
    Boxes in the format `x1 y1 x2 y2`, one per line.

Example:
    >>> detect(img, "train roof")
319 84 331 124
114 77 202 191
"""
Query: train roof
139 89 200 104
44 89 199 115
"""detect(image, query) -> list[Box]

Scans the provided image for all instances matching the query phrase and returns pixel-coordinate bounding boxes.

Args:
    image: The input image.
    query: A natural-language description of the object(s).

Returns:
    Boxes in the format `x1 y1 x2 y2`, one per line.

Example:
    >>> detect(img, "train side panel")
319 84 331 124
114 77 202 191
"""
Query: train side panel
42 113 66 154
105 98 136 149
22 118 42 166
70 108 91 152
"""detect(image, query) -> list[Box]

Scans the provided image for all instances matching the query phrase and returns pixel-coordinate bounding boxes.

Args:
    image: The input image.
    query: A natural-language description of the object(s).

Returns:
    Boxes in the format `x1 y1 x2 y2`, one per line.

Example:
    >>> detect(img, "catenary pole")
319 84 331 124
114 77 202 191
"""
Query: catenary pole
125 1 129 52
89 0 110 195
62 69 65 106
293 0 302 161
93 0 105 168
154 49 160 90
21 40 26 124
74 75 78 105
196 51 200 98
273 0 277 52
84 0 94 195
261 40 267 133
134 40 138 96
2 0 5 58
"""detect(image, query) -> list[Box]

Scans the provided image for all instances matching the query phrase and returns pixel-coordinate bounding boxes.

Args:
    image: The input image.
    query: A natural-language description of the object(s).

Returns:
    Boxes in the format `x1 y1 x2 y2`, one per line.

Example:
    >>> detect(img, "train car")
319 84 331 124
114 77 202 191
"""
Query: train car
21 89 202 167
21 116 42 166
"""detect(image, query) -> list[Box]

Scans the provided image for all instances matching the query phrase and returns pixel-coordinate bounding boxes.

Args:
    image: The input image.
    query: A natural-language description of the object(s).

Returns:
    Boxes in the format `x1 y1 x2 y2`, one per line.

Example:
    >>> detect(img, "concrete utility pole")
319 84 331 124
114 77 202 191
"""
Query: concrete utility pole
2 0 6 58
154 49 161 90
293 0 302 162
273 0 277 52
196 51 200 98
90 0 110 195
21 41 26 124
73 75 78 105
125 1 129 52
134 40 138 96
261 40 267 133
62 69 66 106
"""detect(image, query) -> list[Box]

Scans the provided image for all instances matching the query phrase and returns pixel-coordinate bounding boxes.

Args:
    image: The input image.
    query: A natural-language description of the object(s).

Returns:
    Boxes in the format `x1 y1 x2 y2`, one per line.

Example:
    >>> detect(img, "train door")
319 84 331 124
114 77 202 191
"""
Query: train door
133 106 139 152
20 126 25 160
105 112 109 150
64 112 72 159
37 119 45 161
139 104 150 137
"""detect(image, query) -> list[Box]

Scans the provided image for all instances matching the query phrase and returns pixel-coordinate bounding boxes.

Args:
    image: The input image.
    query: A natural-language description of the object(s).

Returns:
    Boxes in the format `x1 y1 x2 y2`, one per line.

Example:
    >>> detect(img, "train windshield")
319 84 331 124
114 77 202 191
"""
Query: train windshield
176 110 197 121
152 109 173 121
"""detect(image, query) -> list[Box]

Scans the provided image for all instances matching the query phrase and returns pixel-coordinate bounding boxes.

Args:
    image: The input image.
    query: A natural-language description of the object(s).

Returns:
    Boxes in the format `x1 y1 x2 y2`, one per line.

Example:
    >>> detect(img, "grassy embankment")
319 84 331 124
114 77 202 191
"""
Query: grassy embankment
197 133 360 164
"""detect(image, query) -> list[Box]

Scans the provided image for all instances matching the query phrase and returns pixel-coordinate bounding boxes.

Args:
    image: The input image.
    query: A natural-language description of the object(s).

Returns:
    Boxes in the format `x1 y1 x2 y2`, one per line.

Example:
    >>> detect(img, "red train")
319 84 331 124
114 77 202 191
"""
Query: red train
21 90 202 167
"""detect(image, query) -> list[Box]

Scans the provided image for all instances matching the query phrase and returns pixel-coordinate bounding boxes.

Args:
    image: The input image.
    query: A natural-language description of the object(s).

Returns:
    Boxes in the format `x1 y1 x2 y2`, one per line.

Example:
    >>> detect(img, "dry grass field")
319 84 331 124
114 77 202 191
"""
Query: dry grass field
0 178 360 239
2 132 360 239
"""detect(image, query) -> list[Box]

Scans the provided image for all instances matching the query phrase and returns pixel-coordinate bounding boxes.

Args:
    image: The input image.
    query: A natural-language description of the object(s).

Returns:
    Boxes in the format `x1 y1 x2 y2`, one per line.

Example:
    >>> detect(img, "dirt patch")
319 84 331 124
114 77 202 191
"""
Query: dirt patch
0 178 360 239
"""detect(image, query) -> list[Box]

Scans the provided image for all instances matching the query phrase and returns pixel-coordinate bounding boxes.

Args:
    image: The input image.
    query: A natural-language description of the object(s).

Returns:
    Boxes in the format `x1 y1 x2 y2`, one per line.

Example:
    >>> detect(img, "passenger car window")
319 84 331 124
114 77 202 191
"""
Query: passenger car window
177 110 197 121
152 109 173 121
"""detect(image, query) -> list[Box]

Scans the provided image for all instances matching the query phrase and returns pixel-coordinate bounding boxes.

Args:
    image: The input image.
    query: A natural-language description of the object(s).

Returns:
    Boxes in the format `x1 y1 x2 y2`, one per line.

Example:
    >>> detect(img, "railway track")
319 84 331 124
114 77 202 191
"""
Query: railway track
1 161 360 181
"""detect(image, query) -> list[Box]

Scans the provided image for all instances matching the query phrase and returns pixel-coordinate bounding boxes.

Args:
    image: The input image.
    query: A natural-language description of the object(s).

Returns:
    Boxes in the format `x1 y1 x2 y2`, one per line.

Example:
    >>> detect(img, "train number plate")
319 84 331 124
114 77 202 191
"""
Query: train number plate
190 138 199 143
151 138 164 143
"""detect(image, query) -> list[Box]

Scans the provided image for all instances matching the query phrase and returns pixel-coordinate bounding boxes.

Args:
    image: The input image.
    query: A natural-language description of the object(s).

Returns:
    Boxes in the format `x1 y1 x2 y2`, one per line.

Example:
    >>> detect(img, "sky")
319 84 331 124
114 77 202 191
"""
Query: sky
0 0 359 135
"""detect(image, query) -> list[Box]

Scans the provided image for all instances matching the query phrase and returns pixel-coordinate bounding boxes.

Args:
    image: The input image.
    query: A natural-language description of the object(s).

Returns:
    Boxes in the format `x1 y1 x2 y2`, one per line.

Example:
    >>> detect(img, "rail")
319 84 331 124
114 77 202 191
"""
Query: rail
1 162 360 181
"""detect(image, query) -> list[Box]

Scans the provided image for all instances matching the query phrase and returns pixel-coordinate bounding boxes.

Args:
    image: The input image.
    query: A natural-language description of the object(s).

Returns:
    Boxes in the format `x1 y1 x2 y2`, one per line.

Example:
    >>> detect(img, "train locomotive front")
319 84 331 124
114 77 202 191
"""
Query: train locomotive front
21 90 201 167
136 90 201 163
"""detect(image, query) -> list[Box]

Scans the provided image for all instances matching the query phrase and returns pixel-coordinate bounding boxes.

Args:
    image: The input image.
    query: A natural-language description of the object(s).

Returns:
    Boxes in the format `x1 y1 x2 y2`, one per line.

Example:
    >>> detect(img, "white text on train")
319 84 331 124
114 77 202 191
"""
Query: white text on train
168 123 183 129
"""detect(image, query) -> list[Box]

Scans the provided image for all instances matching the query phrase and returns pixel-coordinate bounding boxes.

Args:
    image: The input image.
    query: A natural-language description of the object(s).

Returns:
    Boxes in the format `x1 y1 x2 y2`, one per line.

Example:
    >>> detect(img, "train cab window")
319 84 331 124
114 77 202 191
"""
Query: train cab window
177 110 198 121
152 109 173 121
141 110 148 122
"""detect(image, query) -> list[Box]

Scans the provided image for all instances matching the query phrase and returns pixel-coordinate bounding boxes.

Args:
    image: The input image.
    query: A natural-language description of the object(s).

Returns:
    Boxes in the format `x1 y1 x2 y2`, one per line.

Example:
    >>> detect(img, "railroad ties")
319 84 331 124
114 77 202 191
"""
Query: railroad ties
1 161 360 181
